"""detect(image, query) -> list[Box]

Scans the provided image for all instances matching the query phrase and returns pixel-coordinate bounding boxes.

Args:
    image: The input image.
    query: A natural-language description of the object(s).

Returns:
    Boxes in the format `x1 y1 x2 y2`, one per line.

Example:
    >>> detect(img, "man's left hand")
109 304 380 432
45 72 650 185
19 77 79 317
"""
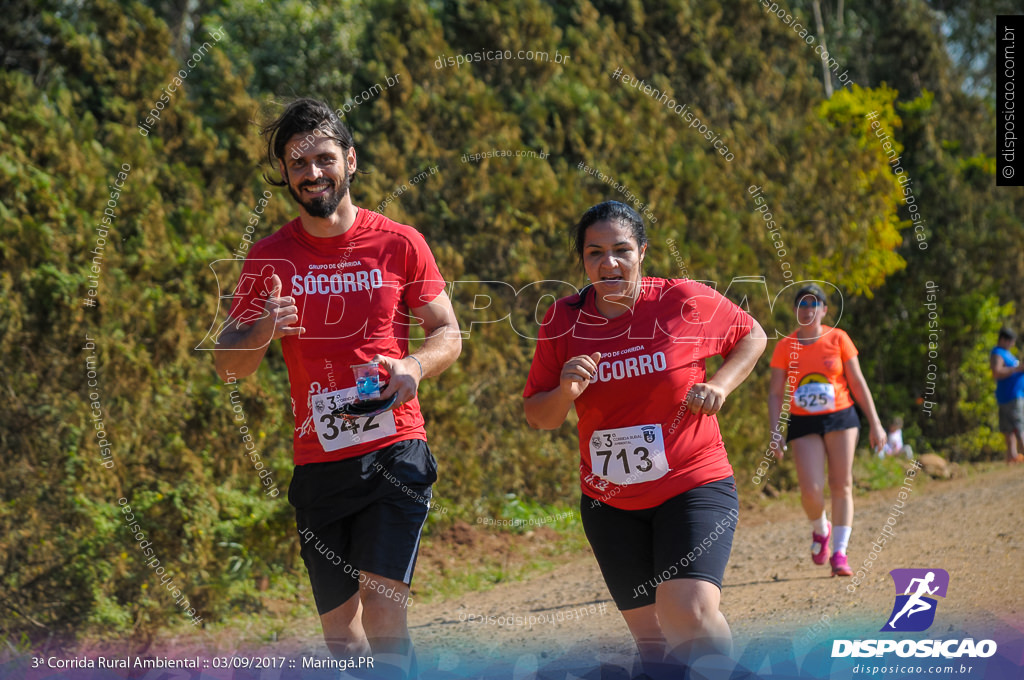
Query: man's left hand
375 354 421 407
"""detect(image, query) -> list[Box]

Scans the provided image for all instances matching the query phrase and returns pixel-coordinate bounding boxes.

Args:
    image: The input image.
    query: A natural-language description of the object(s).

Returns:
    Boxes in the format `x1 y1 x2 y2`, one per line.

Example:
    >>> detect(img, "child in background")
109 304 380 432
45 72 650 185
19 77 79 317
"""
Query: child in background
881 416 913 459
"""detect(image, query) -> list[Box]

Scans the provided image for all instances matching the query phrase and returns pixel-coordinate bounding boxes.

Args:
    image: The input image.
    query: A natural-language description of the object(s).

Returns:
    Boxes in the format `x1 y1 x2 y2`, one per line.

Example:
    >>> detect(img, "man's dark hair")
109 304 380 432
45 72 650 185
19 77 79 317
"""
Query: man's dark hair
999 327 1017 342
260 98 357 186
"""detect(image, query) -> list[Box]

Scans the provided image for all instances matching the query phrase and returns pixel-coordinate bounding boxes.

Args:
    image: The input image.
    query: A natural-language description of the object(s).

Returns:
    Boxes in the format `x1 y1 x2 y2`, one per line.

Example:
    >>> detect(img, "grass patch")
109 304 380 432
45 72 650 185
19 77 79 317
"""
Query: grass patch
852 454 917 492
412 496 588 605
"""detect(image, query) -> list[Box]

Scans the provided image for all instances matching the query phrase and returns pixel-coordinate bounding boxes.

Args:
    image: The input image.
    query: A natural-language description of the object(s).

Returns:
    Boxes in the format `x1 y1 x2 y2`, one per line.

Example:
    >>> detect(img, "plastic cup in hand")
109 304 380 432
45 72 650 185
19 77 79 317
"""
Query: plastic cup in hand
352 361 381 400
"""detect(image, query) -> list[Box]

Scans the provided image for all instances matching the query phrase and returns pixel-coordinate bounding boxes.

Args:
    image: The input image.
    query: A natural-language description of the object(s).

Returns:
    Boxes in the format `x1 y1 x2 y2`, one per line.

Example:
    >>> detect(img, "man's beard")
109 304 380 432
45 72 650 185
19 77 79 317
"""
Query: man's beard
288 167 350 218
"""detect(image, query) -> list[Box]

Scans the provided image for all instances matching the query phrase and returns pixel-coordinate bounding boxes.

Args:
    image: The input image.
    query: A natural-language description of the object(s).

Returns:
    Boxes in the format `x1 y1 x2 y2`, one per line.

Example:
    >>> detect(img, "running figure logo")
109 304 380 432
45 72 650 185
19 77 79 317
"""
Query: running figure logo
881 568 950 632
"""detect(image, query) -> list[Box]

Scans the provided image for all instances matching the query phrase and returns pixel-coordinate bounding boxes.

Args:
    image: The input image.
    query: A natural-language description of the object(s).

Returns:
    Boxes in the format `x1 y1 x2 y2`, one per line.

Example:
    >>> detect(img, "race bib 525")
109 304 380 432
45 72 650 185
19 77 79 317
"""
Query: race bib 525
794 381 836 413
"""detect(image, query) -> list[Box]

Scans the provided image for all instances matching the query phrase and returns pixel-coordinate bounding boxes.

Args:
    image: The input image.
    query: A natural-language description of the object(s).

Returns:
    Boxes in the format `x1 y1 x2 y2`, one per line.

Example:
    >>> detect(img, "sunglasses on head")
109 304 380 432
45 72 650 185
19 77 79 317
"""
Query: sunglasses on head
797 299 822 308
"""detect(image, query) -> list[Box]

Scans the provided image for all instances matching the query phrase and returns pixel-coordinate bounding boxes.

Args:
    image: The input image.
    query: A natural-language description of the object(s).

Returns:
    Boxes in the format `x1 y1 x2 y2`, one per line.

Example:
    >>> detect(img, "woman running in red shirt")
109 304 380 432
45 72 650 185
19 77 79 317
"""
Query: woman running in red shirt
768 284 886 576
523 201 765 674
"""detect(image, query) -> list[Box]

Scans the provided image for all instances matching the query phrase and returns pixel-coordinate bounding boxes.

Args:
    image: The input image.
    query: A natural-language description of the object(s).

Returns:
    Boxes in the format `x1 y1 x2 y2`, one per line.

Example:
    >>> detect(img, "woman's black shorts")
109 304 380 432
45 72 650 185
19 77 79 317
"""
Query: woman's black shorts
580 476 739 611
786 405 860 443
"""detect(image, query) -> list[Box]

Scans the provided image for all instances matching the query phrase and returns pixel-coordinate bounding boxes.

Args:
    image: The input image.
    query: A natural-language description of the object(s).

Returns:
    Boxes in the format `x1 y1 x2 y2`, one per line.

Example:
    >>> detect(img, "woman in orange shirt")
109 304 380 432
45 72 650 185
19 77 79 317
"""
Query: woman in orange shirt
768 284 885 576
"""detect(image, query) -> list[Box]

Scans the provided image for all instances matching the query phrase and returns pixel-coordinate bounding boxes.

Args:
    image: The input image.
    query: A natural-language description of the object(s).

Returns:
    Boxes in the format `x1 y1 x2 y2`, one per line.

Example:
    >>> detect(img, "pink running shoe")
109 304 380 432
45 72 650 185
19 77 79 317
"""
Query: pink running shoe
811 522 831 565
830 552 853 577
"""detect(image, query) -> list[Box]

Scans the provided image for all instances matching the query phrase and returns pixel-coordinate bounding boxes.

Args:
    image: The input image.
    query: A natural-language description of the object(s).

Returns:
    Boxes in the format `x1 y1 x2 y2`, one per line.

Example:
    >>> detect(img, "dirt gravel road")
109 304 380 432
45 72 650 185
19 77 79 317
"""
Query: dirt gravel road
403 464 1024 678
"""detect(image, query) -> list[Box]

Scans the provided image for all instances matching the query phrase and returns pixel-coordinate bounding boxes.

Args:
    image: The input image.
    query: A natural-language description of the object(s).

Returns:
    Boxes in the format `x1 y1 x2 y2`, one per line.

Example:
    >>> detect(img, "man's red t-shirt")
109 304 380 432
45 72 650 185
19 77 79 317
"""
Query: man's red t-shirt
523 277 755 510
227 208 446 465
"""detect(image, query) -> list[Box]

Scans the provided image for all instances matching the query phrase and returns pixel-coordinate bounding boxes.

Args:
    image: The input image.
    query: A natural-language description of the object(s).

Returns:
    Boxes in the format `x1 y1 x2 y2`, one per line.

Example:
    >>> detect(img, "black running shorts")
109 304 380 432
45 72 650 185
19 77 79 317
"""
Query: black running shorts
786 405 860 443
288 438 437 614
580 477 739 611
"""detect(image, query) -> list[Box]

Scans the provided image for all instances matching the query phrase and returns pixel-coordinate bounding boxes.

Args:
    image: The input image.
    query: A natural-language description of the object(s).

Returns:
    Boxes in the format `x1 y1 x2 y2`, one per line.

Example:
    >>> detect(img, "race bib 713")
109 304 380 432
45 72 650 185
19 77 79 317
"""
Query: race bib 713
588 424 669 485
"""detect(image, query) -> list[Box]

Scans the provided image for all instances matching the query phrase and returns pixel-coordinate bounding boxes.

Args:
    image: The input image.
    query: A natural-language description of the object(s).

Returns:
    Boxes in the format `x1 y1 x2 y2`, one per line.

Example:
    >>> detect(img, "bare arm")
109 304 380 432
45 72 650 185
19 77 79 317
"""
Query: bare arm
687 319 768 415
524 352 602 430
768 367 787 458
991 354 1024 380
844 355 886 451
214 274 305 381
376 290 462 404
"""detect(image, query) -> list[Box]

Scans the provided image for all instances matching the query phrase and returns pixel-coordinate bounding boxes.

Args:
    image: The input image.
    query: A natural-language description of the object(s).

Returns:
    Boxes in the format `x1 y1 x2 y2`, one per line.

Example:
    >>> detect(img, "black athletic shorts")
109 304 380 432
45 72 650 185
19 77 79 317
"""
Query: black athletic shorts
580 476 739 611
288 438 437 615
786 405 861 443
